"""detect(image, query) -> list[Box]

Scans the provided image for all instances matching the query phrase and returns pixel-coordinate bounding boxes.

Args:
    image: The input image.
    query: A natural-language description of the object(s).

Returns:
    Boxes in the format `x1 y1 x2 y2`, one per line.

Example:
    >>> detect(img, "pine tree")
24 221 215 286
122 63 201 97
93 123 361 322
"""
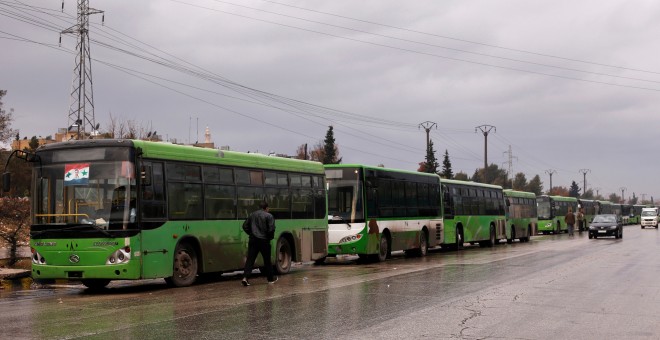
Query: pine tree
569 181 581 197
321 126 341 164
440 149 453 179
526 175 543 195
423 139 439 174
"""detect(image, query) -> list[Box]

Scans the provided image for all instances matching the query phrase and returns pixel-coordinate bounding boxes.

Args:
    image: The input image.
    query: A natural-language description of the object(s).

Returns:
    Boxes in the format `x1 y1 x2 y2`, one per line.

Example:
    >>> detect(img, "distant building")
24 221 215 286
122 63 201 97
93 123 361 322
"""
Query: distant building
193 126 215 149
11 128 81 151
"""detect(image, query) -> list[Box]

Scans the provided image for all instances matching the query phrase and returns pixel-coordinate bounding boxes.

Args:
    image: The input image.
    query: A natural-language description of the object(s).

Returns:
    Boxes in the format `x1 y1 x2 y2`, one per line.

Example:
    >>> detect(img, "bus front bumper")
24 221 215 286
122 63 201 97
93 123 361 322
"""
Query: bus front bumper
31 263 140 280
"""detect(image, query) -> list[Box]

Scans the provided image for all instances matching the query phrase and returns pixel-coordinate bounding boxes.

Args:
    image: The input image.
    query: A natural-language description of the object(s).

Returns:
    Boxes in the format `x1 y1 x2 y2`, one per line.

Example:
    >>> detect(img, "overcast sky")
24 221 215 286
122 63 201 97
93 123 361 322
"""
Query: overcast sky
2 0 660 201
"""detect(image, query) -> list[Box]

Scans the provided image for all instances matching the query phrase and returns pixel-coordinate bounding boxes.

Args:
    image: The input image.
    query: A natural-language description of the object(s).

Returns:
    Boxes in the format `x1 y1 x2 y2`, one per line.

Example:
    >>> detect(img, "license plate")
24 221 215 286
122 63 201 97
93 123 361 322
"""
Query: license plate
598 230 607 233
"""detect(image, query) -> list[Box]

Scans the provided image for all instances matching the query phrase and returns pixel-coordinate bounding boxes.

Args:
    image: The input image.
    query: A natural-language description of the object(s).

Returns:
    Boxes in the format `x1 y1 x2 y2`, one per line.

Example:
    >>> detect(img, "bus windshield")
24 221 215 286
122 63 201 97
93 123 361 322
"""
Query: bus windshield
326 168 364 223
537 197 552 220
32 147 137 232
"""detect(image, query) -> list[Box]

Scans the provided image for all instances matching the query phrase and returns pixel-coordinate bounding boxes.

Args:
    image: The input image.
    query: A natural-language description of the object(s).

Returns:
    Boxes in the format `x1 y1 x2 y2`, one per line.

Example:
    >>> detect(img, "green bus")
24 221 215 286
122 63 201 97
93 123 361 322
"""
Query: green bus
440 179 506 249
19 139 328 289
577 199 597 232
630 204 646 225
536 195 578 234
503 190 537 243
325 165 443 262
595 200 614 215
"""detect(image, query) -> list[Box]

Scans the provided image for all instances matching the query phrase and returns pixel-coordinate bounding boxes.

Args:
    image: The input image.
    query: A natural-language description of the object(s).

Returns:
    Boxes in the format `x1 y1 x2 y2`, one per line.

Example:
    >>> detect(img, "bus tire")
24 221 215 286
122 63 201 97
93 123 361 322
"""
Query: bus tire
407 229 428 257
275 237 293 275
455 227 464 251
81 279 110 290
373 233 390 262
166 242 198 287
489 225 496 247
524 225 532 242
480 225 496 247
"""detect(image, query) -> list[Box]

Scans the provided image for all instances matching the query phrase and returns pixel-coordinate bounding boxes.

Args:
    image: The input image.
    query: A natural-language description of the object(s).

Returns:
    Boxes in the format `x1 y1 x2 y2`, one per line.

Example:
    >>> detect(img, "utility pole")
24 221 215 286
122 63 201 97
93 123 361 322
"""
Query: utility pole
61 0 104 140
579 169 591 195
545 169 556 195
475 124 496 182
620 187 627 203
503 145 517 189
418 121 437 153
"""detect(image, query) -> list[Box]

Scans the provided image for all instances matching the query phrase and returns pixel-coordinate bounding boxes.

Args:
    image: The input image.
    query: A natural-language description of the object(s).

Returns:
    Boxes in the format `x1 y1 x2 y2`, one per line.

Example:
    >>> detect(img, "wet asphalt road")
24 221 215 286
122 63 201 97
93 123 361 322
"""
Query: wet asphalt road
2 225 660 339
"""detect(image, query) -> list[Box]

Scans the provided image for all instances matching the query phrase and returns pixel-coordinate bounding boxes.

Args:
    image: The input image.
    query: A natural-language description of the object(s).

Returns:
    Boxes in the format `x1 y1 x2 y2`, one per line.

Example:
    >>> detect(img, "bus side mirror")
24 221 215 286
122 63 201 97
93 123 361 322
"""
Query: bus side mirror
505 199 511 207
2 172 10 192
140 165 151 186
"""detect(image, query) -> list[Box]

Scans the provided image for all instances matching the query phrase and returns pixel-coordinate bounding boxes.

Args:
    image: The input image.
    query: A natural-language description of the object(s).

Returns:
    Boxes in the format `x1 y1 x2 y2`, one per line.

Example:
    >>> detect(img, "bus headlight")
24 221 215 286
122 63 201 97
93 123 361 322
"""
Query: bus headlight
31 248 46 265
338 233 362 244
106 246 131 265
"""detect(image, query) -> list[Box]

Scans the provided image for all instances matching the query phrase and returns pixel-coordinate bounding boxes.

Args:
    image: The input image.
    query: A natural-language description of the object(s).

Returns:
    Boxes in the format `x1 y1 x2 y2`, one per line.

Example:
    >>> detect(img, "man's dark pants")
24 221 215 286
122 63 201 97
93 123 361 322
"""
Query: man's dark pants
243 237 274 282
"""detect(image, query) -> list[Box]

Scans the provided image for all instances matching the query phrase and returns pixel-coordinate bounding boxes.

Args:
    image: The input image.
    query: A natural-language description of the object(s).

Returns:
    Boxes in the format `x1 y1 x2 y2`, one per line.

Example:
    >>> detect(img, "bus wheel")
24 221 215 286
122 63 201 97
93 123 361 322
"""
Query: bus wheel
407 230 428 257
81 279 110 290
481 225 495 247
456 227 464 251
489 225 496 247
166 242 198 287
418 230 428 257
275 237 292 275
374 234 389 262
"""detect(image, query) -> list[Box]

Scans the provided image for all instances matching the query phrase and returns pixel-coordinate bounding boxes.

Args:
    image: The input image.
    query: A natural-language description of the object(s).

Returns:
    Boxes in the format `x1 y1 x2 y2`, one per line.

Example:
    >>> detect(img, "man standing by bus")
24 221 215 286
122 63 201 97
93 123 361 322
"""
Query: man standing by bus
577 206 585 232
565 207 576 237
241 202 277 286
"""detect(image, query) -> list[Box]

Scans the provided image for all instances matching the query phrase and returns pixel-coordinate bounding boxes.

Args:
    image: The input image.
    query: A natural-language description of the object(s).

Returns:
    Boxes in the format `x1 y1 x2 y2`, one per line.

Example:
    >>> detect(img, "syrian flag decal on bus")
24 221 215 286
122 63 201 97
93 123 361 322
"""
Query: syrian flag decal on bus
64 163 90 186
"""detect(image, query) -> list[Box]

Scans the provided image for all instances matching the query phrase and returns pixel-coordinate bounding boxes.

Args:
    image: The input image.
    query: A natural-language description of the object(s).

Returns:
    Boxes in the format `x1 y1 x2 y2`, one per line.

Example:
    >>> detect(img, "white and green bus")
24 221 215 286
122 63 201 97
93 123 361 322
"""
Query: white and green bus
13 139 328 289
325 165 443 262
440 179 506 249
536 195 578 234
503 189 537 243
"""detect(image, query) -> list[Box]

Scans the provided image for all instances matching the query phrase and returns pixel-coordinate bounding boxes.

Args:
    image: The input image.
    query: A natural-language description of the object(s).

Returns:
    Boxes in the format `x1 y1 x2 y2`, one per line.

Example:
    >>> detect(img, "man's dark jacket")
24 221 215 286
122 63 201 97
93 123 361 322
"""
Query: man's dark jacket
243 209 275 240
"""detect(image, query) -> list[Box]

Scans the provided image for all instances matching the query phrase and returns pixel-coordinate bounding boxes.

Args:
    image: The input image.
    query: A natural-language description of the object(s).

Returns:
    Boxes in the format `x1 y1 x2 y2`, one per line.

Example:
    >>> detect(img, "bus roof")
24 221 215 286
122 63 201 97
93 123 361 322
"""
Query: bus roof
503 189 536 199
38 139 325 174
440 178 503 190
324 164 440 179
538 195 578 202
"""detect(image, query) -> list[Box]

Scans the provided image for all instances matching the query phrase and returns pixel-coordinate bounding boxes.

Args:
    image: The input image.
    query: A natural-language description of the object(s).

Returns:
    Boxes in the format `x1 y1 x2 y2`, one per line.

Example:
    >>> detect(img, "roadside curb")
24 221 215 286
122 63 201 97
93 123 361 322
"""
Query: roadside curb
0 268 30 280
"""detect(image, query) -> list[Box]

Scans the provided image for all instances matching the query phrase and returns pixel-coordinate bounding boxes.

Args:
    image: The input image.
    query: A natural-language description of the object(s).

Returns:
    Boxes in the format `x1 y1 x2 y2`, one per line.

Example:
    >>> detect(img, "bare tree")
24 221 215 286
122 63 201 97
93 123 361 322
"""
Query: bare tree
101 112 155 140
0 90 17 145
0 197 30 267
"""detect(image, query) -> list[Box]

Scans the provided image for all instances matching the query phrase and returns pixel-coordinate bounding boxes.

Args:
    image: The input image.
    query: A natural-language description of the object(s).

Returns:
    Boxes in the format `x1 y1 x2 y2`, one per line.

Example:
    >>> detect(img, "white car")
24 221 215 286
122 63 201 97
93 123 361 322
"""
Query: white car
640 208 659 229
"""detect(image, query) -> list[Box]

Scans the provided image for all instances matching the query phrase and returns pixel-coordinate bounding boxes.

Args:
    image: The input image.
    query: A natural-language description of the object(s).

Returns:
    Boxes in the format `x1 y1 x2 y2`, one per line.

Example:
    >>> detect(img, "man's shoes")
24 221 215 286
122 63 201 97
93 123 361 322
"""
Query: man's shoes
268 277 278 284
241 279 250 287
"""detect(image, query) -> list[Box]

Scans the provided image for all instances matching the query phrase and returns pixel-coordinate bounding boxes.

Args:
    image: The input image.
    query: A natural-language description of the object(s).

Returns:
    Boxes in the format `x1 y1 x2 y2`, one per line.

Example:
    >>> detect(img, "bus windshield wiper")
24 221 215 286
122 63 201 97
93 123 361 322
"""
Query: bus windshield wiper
60 224 113 237
331 215 351 228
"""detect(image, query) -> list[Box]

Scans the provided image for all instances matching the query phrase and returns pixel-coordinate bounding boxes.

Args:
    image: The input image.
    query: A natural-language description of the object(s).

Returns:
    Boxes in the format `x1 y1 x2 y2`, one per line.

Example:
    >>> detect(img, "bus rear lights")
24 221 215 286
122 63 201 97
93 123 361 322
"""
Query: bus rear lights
106 248 132 265
31 250 46 265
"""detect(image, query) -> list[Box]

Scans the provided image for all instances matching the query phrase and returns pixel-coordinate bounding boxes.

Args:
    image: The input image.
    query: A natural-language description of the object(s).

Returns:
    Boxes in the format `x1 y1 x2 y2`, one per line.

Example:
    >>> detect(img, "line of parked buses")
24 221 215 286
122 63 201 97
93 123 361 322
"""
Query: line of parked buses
16 140 660 289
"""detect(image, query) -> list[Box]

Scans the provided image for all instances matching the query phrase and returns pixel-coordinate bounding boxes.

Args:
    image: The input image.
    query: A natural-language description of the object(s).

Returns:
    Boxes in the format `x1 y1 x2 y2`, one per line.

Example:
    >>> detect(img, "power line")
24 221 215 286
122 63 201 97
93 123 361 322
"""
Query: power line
258 0 660 76
202 0 660 86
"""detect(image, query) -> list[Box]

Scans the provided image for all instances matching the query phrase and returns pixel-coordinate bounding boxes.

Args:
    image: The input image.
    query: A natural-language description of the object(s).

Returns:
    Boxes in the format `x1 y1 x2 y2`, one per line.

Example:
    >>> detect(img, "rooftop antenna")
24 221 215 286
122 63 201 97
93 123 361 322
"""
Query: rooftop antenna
61 0 104 140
